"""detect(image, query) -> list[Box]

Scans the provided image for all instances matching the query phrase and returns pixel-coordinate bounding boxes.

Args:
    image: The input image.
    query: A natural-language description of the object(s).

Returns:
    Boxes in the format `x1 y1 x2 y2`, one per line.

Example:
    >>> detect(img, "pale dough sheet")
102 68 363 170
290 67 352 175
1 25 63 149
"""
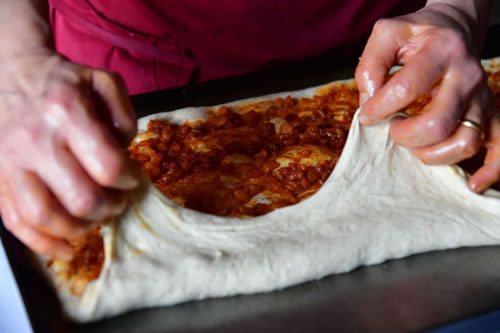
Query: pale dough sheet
41 77 500 323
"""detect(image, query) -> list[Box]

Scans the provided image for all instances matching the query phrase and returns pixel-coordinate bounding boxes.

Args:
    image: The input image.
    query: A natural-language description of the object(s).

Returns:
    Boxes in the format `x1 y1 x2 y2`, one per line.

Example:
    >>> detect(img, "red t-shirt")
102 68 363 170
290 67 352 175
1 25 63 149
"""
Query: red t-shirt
48 0 424 95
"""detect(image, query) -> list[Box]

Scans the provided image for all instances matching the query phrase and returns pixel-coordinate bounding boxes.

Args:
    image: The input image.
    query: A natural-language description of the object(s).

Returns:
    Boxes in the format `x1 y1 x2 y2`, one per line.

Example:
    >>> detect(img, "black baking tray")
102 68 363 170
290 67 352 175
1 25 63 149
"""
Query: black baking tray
2 26 500 333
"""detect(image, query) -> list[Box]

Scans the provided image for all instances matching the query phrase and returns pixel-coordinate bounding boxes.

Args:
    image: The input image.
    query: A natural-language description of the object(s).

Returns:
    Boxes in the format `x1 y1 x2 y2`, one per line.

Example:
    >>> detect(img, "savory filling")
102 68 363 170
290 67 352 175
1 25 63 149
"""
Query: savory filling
128 84 359 217
54 67 500 293
68 228 104 282
46 227 104 296
487 70 500 105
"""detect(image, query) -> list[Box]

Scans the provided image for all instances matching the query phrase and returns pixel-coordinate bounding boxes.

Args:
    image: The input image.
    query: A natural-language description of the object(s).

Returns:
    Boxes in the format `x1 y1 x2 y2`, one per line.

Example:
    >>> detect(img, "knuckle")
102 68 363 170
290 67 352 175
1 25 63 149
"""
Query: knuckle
3 215 18 233
45 92 76 119
17 122 44 148
65 71 86 88
393 77 413 101
426 118 452 142
45 82 89 115
354 62 373 90
46 84 74 106
372 18 390 34
441 28 468 54
26 202 52 227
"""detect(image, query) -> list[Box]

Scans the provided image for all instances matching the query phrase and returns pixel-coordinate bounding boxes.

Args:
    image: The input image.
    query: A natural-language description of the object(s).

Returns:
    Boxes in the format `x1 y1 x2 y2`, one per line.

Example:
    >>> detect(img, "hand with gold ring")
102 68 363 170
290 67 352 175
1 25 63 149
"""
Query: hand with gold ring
355 0 500 193
468 112 500 192
458 119 485 140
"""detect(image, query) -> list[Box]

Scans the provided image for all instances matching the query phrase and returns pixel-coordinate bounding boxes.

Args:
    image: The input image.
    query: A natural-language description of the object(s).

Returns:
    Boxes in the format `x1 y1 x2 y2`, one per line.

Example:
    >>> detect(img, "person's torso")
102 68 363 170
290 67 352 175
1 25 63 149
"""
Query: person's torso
49 0 425 94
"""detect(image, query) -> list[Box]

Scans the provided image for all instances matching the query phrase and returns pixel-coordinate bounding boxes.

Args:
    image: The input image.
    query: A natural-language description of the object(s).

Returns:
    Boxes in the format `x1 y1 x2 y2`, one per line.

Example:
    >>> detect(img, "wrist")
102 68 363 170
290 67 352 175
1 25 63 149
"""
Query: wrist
0 0 55 87
424 0 492 51
0 48 61 95
0 0 53 57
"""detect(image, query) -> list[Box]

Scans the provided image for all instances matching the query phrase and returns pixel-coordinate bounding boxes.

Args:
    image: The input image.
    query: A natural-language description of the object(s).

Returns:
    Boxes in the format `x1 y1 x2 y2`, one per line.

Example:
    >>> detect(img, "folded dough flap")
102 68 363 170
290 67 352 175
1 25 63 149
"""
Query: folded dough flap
57 106 500 322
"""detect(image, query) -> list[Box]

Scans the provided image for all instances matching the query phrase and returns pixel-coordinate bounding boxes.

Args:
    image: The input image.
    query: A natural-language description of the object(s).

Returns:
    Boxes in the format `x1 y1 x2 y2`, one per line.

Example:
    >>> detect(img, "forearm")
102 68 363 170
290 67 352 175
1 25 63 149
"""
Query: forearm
425 0 493 51
0 0 52 56
0 1 56 93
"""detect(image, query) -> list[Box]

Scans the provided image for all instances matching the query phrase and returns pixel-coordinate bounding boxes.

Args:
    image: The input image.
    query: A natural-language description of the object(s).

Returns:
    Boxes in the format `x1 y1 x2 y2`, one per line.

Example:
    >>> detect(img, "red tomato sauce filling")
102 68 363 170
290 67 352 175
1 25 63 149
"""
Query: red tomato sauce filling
57 68 500 290
129 84 359 217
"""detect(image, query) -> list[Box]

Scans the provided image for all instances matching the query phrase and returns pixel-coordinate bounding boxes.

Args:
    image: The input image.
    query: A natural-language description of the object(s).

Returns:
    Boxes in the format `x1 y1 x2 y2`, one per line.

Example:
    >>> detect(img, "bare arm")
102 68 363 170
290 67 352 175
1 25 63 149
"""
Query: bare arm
0 0 51 53
425 0 492 50
355 0 499 193
0 0 139 260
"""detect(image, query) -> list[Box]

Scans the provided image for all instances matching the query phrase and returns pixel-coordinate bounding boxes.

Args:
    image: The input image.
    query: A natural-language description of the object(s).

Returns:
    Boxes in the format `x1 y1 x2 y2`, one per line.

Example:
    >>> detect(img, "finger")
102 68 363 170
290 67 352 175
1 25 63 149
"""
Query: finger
469 112 500 193
91 70 137 145
355 19 410 106
389 68 473 148
7 169 90 239
359 48 444 125
410 102 485 165
37 144 127 221
0 181 74 261
57 85 139 190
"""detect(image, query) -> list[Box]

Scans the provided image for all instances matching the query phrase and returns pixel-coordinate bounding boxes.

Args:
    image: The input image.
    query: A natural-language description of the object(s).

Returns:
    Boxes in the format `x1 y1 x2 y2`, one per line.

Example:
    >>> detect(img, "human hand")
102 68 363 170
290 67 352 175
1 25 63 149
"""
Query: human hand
0 50 139 260
355 2 499 193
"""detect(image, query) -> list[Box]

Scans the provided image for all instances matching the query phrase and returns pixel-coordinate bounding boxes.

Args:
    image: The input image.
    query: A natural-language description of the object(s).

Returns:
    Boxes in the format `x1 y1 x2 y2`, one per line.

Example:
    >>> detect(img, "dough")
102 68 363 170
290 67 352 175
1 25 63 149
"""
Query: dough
41 80 500 323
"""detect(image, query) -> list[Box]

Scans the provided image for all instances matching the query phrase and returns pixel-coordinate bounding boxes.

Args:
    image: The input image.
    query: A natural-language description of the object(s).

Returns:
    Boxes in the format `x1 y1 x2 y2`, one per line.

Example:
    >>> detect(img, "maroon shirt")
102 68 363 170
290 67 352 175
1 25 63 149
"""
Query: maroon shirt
48 0 424 95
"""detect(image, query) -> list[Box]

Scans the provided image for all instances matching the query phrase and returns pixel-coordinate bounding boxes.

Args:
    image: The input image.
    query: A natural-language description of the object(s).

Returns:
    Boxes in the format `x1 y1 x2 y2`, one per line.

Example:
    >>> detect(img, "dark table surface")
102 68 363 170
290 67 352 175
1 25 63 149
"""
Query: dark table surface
2 25 500 333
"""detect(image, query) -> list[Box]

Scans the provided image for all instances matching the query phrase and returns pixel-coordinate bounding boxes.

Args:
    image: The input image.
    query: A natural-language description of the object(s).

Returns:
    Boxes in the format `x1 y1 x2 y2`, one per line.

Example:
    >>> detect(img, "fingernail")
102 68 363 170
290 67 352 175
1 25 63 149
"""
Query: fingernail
111 195 128 216
469 182 481 194
73 226 89 239
359 112 370 125
115 170 140 189
359 93 369 106
59 248 74 262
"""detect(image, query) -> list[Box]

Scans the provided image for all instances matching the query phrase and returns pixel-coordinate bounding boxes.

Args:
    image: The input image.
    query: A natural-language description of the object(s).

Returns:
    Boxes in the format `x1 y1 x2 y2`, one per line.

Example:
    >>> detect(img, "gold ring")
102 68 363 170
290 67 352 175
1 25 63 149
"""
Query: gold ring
459 119 485 140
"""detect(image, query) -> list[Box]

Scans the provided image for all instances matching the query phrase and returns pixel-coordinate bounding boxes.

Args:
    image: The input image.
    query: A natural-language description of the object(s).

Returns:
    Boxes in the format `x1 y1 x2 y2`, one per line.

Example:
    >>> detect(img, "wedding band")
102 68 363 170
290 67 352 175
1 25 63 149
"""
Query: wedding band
459 119 485 139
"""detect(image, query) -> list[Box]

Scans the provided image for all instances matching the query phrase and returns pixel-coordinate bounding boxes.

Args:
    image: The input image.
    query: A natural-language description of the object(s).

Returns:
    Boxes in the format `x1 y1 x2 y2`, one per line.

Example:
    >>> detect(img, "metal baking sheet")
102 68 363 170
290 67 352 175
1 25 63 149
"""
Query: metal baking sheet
4 227 500 333
2 28 500 333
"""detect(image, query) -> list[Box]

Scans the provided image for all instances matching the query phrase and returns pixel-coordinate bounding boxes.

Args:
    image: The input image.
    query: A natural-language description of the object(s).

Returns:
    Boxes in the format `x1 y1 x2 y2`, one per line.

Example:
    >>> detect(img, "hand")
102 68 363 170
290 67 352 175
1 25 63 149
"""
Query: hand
0 50 139 260
355 2 499 193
